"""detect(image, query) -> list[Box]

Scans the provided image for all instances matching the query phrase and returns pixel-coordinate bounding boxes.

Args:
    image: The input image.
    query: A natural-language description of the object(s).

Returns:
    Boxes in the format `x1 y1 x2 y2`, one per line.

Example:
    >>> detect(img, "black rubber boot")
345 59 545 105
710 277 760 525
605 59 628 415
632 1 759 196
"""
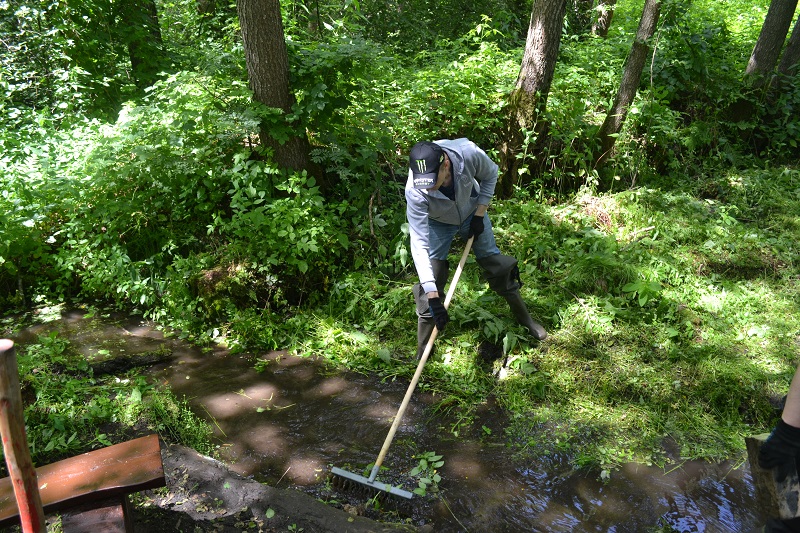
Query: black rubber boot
413 259 449 359
477 254 547 341
416 318 436 360
504 290 548 341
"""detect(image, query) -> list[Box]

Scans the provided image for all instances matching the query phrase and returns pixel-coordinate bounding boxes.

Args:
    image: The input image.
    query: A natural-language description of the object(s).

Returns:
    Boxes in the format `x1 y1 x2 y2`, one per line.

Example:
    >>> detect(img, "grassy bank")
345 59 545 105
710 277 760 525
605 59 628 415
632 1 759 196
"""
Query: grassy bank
3 163 799 476
0 312 214 470
2 0 799 479
282 165 800 474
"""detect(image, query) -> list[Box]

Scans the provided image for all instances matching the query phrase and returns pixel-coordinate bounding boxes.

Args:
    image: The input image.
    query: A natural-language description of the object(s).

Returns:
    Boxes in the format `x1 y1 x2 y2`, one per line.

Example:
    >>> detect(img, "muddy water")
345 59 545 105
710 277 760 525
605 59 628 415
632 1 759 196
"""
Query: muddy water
7 309 770 532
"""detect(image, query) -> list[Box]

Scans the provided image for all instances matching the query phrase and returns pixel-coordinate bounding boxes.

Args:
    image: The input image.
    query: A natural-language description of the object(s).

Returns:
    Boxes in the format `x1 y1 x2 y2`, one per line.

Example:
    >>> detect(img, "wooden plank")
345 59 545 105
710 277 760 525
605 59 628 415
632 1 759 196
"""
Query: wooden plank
0 434 164 528
61 496 132 533
0 339 46 532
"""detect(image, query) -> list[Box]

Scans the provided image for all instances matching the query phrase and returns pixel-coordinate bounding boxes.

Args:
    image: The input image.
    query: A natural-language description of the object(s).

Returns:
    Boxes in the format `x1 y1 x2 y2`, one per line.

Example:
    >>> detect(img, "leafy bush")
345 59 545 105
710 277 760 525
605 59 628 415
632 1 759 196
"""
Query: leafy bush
210 169 351 294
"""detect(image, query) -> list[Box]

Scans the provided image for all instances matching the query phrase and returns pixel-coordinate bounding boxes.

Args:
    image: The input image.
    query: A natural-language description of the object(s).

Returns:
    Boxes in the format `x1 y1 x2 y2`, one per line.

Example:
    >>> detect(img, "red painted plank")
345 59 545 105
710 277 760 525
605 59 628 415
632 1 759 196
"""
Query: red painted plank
61 496 132 533
0 434 164 527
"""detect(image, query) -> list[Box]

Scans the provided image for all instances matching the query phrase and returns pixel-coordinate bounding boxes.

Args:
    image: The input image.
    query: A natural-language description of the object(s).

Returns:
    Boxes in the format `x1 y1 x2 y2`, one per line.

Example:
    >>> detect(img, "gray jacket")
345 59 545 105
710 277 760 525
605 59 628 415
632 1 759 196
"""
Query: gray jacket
405 138 499 293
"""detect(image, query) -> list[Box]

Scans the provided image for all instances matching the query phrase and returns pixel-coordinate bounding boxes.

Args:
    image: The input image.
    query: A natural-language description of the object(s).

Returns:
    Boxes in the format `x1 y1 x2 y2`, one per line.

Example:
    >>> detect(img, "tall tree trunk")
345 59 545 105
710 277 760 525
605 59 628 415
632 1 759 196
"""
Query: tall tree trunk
592 0 617 37
778 14 800 76
117 0 167 89
595 0 661 167
499 0 567 198
745 0 799 84
237 0 317 174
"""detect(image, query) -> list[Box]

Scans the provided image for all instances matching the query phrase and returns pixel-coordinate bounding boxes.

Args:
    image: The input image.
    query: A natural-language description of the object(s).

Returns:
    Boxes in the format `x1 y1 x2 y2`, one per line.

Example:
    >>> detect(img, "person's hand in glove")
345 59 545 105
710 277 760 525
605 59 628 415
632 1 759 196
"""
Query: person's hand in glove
759 419 800 482
764 517 800 533
428 297 449 331
468 214 485 238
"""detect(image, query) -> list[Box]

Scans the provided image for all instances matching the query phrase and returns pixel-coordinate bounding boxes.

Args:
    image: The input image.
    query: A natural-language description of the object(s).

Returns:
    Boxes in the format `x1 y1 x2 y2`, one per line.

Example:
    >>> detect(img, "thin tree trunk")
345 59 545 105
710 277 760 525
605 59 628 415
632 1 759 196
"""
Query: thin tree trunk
778 14 800 76
237 0 317 174
499 0 567 197
117 0 167 88
595 0 661 167
745 0 799 84
592 0 617 37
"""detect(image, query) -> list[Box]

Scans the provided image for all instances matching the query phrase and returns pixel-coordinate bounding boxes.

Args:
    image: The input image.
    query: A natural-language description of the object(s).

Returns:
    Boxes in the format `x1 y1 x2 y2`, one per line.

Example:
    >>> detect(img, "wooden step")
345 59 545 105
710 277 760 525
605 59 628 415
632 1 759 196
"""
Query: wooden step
0 434 165 528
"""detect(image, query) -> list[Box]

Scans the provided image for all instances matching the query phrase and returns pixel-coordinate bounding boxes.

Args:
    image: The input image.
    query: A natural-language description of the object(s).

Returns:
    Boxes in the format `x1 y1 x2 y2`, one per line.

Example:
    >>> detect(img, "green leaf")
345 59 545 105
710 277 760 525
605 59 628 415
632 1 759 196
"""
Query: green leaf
351 332 369 343
129 388 142 403
377 348 391 363
621 282 639 293
502 332 517 355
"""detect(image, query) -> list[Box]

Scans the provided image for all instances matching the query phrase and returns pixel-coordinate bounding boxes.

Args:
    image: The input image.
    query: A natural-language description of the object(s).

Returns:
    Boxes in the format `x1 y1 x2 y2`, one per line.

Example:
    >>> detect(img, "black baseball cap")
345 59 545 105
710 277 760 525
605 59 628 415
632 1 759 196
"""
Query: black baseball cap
409 141 444 189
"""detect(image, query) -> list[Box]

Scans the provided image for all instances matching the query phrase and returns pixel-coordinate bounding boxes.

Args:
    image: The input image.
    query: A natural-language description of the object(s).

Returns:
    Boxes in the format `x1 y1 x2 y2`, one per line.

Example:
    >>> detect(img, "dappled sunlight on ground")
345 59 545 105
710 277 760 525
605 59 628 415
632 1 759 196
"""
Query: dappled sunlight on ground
285 454 326 485
7 309 772 532
307 376 349 397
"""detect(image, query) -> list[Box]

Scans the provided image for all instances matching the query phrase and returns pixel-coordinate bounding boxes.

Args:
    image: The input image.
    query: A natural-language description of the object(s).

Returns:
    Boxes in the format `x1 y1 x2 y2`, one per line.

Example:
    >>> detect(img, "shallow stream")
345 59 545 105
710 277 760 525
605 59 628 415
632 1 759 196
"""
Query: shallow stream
8 308 770 532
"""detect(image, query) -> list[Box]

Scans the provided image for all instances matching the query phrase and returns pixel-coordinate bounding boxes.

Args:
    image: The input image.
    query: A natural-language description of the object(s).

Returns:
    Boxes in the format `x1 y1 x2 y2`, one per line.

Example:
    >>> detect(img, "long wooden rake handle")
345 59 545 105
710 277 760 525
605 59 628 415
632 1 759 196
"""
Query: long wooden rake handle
367 236 474 483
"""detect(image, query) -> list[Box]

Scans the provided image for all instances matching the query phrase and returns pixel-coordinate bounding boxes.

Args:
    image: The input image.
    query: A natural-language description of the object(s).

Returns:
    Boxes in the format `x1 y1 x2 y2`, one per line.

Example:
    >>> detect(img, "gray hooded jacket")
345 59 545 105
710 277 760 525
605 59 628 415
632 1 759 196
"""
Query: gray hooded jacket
405 138 499 293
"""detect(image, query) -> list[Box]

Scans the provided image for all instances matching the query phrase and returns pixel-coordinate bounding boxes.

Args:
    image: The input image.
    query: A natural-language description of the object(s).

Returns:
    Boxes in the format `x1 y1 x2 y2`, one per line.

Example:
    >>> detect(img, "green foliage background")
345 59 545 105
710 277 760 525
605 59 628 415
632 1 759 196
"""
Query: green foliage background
1 0 800 471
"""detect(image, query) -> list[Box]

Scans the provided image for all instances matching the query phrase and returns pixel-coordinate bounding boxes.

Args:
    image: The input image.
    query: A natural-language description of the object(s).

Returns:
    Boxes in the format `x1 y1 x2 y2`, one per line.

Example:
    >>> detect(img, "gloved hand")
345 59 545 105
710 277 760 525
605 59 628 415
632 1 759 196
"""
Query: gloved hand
468 214 485 238
759 419 800 482
428 297 449 331
764 517 800 533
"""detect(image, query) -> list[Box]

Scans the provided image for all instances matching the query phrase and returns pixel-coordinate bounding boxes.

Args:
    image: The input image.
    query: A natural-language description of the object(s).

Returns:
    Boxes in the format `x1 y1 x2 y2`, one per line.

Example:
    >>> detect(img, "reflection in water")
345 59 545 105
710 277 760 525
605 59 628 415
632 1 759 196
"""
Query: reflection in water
6 309 770 532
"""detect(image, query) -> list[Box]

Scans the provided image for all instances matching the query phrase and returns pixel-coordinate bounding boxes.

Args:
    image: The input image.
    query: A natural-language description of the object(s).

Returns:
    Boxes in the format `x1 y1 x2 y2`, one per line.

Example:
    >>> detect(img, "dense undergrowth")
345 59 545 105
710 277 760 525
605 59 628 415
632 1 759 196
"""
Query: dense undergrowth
2 0 800 474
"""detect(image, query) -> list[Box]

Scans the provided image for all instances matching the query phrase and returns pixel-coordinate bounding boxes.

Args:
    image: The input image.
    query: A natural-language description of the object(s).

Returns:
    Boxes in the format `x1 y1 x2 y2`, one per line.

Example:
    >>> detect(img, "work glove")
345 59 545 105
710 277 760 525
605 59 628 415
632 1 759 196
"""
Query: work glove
759 419 800 482
468 214 485 238
428 297 449 332
764 517 800 533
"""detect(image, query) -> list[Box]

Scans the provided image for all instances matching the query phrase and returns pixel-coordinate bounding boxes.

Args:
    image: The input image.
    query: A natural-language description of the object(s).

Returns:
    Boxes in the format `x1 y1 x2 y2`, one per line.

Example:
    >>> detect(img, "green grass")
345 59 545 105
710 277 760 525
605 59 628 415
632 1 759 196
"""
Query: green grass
2 0 799 481
12 163 796 476
0 330 215 471
280 163 800 474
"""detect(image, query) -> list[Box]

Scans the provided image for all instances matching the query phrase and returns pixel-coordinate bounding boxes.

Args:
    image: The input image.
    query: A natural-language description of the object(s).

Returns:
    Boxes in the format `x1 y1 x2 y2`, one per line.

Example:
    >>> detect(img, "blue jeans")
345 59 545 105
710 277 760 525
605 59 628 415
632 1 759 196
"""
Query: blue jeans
428 213 500 261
